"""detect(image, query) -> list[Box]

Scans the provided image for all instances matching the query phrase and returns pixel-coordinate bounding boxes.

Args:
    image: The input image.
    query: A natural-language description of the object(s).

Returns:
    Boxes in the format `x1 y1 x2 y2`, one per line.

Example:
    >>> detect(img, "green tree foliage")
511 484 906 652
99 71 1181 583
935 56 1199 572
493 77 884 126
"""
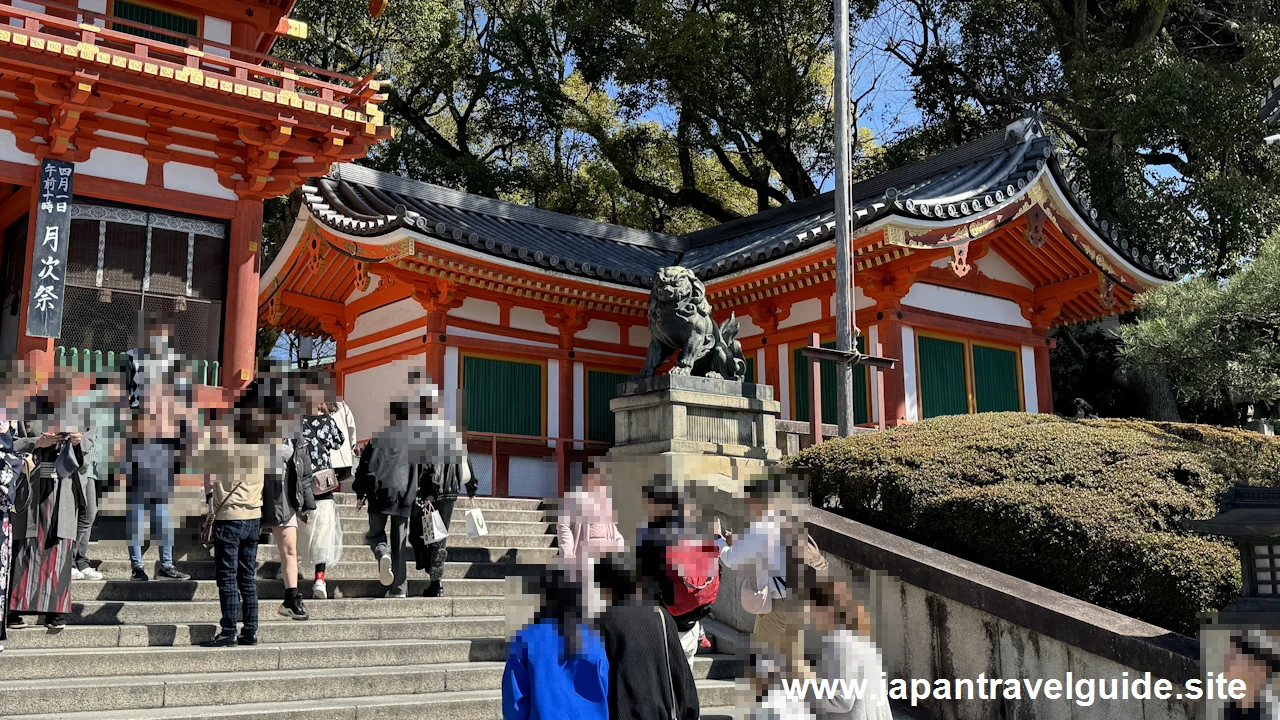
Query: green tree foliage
1119 234 1280 422
885 0 1280 278
274 0 878 232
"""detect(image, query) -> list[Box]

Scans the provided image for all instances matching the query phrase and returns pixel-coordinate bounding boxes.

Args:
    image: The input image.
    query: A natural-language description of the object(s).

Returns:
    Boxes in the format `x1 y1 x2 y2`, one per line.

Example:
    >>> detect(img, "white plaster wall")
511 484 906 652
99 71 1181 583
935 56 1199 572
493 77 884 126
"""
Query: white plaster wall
11 2 43 28
572 362 585 445
350 298 427 341
868 325 881 424
628 325 651 348
576 319 620 344
1021 345 1039 413
903 284 1031 328
447 326 556 349
736 313 762 338
450 297 501 324
344 356 422 443
470 454 494 496
346 275 378 303
346 327 422 357
509 457 556 498
163 162 238 201
902 326 919 423
978 250 1033 288
510 307 556 334
547 359 559 448
444 346 460 423
203 16 232 58
777 344 791 420
77 0 106 11
755 347 766 385
0 129 35 166
779 297 823 330
829 286 874 316
76 148 148 184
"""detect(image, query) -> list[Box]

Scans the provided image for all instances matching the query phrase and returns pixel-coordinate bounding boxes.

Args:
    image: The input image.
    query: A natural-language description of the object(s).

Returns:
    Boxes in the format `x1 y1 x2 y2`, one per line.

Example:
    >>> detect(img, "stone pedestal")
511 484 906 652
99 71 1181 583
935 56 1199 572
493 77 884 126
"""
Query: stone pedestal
607 374 782 643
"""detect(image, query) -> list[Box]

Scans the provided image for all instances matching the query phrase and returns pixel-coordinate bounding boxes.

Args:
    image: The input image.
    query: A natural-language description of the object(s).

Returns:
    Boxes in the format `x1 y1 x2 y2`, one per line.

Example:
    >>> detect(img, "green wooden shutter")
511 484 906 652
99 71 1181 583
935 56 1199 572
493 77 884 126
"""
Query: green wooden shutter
973 345 1021 413
586 369 630 443
793 337 867 425
113 1 198 46
744 356 756 384
918 336 969 418
462 357 542 436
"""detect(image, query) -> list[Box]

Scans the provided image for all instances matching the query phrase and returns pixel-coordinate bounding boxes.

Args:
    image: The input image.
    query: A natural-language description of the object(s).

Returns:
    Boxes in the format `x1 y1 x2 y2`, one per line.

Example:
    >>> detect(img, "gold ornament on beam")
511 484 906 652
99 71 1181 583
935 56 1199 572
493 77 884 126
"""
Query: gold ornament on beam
950 242 972 278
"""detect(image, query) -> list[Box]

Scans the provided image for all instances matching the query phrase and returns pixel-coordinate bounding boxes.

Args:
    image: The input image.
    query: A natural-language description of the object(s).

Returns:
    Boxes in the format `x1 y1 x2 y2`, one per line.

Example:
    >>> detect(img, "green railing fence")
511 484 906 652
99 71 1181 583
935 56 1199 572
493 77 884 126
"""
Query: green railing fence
54 346 220 387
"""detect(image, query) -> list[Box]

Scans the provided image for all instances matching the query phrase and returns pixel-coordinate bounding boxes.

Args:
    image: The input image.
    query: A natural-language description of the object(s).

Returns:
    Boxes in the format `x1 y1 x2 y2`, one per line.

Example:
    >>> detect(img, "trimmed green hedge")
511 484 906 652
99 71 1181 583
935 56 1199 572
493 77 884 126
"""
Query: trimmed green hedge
792 413 1280 636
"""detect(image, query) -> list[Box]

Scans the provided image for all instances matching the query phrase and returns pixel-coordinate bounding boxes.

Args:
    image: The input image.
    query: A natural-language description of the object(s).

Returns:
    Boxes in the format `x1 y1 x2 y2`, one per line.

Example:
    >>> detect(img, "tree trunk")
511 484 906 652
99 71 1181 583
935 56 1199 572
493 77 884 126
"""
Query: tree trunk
1131 364 1182 422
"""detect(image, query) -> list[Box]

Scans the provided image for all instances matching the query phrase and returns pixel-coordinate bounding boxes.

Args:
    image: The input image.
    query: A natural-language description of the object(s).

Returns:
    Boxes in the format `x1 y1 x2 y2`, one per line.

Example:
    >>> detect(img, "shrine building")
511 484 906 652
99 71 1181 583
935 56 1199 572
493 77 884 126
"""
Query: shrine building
260 116 1178 496
0 0 388 398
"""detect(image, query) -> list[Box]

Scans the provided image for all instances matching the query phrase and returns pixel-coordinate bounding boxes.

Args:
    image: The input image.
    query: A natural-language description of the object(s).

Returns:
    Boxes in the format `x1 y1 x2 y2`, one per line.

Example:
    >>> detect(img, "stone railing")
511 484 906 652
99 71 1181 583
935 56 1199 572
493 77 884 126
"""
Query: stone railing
802 507 1200 720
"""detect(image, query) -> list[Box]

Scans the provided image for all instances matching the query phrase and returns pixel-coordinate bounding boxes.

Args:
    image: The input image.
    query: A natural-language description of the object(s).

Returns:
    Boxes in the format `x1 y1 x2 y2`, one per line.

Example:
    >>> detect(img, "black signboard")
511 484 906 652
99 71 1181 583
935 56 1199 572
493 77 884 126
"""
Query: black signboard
25 158 74 339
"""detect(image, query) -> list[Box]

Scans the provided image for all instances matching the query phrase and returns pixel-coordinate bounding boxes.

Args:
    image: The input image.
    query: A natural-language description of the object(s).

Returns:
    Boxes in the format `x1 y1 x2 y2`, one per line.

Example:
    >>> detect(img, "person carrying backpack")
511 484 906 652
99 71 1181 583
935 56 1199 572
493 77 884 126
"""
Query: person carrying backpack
636 482 719 665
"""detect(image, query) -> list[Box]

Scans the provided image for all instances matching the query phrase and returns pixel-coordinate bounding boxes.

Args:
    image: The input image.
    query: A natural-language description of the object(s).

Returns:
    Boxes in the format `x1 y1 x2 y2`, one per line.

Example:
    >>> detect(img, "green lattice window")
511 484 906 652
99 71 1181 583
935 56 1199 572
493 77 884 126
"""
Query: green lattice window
917 336 969 419
462 356 543 437
793 337 868 425
586 369 630 443
112 1 198 46
973 345 1021 413
744 356 756 384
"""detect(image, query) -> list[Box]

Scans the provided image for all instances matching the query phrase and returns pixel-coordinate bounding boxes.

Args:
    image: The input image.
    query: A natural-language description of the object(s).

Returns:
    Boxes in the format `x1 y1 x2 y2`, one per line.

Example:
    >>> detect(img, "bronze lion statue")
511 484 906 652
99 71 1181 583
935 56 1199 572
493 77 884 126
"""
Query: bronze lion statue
634 266 747 381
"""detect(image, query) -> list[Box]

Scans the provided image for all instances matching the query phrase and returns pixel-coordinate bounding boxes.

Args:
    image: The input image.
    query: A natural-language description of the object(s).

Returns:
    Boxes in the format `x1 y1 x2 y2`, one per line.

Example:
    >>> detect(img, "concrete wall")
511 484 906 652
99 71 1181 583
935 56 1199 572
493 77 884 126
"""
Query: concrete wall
807 508 1201 720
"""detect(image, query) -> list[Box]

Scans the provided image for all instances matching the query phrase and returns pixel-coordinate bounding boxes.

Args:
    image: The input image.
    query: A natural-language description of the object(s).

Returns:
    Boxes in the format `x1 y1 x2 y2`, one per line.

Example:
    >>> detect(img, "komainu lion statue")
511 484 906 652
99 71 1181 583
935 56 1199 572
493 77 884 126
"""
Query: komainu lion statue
634 266 747 381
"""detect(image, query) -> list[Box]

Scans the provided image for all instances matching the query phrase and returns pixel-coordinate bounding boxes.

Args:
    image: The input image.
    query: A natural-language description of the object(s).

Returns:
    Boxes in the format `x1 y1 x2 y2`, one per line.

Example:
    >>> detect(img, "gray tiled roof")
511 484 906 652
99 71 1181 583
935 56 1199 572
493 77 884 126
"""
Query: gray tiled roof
301 116 1177 288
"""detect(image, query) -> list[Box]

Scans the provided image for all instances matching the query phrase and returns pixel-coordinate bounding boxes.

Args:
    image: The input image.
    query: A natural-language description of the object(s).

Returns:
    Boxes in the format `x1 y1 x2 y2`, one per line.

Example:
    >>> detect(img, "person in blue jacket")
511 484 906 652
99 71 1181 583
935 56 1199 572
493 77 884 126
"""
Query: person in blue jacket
502 568 609 720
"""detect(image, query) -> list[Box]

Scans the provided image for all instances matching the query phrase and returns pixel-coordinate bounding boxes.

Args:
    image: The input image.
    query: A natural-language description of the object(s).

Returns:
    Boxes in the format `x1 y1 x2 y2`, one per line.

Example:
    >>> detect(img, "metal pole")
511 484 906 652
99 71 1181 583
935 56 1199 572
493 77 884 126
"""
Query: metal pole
832 0 855 436
810 331 823 446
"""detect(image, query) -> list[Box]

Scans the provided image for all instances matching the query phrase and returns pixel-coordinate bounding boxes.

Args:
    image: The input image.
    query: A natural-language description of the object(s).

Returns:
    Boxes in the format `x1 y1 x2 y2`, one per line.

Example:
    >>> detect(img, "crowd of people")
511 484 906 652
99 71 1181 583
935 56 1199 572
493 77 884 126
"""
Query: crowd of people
506 470 894 720
0 311 476 650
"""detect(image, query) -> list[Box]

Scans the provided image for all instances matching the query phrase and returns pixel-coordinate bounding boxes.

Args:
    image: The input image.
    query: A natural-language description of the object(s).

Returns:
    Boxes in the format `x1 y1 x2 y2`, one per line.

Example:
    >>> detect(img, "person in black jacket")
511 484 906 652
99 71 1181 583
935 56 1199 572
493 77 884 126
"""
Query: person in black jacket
353 400 419 598
409 386 476 598
636 482 716 662
595 552 699 720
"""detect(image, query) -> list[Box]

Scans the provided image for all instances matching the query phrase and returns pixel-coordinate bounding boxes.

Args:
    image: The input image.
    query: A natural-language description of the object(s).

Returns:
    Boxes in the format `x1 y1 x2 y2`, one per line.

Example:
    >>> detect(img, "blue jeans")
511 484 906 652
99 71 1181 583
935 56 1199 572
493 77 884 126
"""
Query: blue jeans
213 519 260 634
126 496 175 568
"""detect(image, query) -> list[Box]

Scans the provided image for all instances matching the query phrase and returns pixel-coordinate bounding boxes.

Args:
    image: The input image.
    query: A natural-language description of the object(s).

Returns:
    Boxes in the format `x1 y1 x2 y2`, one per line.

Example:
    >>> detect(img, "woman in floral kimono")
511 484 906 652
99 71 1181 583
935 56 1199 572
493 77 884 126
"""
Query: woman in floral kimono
0 361 31 649
6 372 86 630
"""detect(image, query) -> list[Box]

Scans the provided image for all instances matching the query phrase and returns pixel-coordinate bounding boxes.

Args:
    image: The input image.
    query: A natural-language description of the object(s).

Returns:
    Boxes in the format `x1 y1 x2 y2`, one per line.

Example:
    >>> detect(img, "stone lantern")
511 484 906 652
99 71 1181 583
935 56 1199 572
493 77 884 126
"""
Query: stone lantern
1186 484 1280 622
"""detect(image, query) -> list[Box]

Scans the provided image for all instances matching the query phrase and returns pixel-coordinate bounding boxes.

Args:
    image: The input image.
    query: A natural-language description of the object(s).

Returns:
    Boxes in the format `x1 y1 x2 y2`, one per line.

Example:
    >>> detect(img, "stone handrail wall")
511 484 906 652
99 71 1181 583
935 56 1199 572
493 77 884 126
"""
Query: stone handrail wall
806 507 1201 720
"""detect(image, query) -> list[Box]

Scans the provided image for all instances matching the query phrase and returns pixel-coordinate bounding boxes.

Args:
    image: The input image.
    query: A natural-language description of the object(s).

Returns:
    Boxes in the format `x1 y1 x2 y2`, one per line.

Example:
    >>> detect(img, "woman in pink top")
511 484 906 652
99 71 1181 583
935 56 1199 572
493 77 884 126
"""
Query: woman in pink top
557 464 624 616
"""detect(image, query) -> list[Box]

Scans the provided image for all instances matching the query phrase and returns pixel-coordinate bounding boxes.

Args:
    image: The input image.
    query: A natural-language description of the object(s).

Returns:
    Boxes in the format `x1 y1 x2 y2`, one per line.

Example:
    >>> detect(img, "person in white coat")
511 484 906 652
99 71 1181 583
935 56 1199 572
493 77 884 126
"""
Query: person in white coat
326 399 358 486
806 576 892 720
747 649 814 720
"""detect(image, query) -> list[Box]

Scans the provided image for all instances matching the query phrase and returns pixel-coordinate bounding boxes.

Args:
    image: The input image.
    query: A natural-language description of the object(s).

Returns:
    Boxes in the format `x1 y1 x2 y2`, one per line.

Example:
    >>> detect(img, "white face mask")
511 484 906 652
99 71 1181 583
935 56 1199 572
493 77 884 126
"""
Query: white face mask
148 334 170 353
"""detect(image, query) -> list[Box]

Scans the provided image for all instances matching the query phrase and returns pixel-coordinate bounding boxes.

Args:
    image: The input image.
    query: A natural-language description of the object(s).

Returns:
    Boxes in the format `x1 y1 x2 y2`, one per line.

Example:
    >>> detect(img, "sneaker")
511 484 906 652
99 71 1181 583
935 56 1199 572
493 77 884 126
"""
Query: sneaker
130 566 150 581
422 581 444 598
202 630 238 647
378 553 393 586
278 601 310 621
157 566 191 581
237 633 258 646
6 616 26 630
70 567 84 581
44 613 66 629
385 588 407 599
79 567 104 581
312 579 327 600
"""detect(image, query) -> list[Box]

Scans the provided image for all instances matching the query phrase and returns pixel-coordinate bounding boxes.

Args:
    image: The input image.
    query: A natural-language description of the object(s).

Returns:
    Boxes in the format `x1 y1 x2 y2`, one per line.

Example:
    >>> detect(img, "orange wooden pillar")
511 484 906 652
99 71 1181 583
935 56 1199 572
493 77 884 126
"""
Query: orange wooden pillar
221 198 263 390
424 310 447 386
875 305 907 426
1033 327 1053 414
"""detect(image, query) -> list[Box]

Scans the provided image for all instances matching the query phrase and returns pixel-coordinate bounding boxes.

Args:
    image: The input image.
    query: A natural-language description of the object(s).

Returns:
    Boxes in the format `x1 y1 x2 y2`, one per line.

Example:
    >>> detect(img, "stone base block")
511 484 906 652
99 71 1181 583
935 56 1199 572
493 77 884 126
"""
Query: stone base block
610 374 781 462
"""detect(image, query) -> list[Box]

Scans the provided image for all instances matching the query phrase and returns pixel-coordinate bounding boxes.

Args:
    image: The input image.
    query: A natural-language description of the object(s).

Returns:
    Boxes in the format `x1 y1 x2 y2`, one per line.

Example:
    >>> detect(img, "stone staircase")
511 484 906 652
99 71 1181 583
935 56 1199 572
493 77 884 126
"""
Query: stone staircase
0 494 741 719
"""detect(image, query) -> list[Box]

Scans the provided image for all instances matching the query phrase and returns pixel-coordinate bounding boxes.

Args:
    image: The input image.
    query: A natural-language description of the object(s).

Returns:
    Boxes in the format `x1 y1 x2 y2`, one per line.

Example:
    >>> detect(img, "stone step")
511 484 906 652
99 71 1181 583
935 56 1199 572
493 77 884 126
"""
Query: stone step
0 637 510 681
70 578 505 601
90 542 559 564
63 595 504 625
1 615 507 650
335 507 549 523
5 683 738 720
0 656 737 715
332 494 548 511
88 559 517 581
336 521 553 537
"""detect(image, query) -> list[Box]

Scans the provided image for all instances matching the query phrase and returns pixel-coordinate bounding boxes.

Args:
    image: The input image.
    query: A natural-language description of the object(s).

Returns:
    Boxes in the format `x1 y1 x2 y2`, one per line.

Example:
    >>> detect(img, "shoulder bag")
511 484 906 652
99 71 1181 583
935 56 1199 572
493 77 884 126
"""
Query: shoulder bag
201 481 245 545
656 606 679 720
310 467 339 496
